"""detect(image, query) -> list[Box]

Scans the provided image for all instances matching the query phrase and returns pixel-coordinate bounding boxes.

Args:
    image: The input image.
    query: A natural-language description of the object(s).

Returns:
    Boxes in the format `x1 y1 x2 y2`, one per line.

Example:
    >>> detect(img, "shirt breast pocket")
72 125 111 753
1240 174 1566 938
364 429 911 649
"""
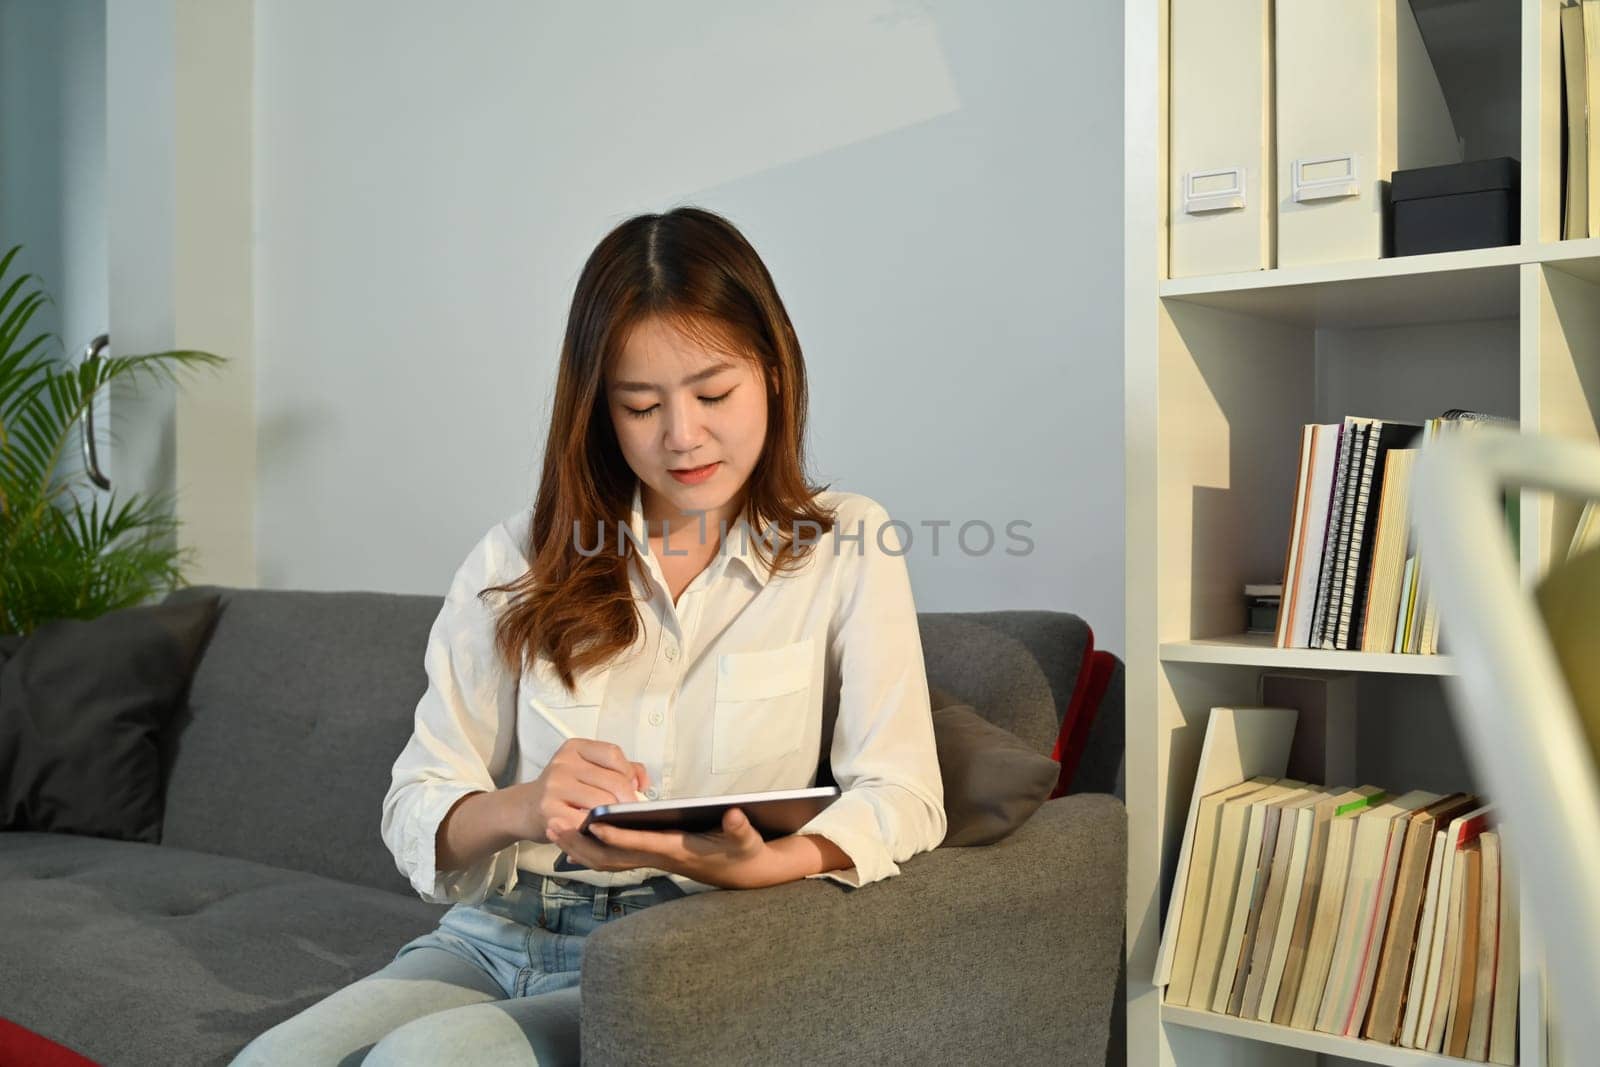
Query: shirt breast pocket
522 657 610 763
712 637 815 775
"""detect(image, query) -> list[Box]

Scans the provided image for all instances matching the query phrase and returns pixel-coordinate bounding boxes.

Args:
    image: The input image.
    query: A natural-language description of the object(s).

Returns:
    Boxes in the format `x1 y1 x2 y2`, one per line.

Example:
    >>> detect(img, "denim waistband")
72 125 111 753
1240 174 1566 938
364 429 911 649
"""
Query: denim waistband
535 872 601 894
513 870 682 922
519 870 672 896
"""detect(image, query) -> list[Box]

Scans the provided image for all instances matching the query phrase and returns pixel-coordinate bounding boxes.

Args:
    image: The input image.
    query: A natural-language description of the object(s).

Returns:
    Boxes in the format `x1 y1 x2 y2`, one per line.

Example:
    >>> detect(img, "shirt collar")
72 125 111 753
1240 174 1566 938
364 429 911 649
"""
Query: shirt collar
628 480 773 588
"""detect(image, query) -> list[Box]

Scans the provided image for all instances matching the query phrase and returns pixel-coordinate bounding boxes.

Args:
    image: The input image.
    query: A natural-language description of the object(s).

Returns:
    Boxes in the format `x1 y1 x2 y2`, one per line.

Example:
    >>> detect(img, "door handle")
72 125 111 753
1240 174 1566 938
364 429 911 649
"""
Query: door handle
80 333 110 491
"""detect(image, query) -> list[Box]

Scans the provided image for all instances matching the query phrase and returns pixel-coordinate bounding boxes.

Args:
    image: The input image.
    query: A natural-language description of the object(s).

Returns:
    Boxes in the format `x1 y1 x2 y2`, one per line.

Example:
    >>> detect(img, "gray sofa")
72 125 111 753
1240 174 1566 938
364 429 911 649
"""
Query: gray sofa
0 586 1127 1066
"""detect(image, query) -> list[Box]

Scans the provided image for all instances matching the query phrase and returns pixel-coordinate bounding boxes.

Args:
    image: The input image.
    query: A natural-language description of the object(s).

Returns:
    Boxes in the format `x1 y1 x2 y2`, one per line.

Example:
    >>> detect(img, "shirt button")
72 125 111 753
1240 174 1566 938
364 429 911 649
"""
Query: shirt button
649 710 664 726
645 787 659 800
664 641 679 662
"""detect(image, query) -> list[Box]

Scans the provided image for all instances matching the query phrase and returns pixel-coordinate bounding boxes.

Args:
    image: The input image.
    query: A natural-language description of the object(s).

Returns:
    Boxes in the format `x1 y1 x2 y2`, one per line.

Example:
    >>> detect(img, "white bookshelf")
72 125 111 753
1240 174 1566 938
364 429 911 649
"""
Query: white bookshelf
1125 2 1597 1067
1158 635 1458 678
1164 1005 1488 1067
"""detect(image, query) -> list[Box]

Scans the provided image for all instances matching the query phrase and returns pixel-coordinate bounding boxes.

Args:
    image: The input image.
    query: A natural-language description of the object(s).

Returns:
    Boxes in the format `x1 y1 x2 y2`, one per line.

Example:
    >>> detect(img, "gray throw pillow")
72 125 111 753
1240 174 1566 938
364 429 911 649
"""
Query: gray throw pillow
934 703 1059 847
0 595 220 841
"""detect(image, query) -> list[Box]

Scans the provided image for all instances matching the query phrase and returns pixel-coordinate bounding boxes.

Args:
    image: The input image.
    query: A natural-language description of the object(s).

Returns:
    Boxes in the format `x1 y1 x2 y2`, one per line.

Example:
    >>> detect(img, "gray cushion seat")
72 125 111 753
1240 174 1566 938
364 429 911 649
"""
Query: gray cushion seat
0 831 442 1063
0 588 1126 1067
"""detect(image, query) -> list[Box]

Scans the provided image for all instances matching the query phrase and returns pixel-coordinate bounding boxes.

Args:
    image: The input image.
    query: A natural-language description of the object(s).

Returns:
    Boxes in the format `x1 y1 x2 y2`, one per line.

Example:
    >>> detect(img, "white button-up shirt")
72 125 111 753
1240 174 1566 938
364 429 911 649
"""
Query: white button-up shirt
380 482 947 904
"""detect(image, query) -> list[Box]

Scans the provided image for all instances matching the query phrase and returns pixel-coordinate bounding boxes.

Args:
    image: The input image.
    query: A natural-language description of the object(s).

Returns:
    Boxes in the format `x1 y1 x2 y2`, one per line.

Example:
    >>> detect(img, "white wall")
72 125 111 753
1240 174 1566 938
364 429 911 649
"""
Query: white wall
254 0 1125 650
100 1 258 587
104 0 177 540
0 0 105 368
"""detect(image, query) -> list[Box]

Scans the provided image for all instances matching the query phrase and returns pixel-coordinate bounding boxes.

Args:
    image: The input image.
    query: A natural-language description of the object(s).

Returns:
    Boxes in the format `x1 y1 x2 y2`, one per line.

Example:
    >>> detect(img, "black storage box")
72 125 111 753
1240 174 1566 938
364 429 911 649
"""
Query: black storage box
1389 156 1519 256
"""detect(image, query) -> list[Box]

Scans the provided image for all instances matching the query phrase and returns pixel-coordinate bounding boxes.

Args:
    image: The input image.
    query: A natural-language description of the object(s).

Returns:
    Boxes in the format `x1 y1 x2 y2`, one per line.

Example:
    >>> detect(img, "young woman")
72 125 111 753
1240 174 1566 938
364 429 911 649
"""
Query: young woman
231 206 946 1065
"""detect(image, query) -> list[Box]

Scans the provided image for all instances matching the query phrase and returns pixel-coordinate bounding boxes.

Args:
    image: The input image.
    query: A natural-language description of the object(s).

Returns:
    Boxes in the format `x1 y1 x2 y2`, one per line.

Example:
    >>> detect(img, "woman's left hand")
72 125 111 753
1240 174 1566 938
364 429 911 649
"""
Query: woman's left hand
548 808 777 890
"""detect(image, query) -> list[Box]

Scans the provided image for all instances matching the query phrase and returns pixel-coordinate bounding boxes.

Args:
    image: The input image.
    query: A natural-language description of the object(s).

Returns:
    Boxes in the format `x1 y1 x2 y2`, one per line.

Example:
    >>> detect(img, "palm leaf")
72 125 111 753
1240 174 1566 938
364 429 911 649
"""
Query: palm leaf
0 243 227 634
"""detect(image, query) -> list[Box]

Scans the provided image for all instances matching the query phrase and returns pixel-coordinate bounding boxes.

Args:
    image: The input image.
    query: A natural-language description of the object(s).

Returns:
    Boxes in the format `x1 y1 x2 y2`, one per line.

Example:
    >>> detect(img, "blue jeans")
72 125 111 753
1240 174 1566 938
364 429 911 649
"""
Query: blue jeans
229 872 689 1066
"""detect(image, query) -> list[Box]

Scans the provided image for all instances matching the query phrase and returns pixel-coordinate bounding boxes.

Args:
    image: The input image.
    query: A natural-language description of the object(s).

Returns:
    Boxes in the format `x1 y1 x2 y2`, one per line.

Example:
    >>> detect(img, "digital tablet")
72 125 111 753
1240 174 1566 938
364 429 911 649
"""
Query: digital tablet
578 786 840 839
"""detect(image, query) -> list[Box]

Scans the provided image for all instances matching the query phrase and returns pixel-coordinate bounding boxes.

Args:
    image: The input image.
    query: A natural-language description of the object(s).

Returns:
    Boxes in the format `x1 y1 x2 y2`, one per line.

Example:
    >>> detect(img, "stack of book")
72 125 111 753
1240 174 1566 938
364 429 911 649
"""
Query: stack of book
1274 410 1515 654
1159 777 1520 1064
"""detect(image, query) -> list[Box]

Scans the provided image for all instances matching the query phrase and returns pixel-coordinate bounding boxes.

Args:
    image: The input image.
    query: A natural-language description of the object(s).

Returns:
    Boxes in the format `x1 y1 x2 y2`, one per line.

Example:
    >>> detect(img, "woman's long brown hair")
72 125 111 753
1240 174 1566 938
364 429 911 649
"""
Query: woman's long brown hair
481 207 837 694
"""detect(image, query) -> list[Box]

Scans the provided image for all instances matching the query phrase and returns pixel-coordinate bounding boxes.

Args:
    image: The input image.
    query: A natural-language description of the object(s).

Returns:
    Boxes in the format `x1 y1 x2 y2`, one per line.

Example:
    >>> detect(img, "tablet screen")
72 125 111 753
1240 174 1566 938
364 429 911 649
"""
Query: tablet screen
578 785 840 840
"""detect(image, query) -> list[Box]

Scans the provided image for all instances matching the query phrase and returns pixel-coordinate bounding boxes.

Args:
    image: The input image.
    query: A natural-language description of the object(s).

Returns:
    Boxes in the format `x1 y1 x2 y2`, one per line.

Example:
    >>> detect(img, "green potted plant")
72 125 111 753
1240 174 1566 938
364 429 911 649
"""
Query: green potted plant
0 244 226 635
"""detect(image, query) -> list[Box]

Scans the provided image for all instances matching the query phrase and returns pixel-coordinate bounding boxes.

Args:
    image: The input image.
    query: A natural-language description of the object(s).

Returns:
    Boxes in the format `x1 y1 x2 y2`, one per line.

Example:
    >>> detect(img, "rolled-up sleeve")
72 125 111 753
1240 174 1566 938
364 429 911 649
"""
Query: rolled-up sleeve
796 501 947 887
380 520 525 905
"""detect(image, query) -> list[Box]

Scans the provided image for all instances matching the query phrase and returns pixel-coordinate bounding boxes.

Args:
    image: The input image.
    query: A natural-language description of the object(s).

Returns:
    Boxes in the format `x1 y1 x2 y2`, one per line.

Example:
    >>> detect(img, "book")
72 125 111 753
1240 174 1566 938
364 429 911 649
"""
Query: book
1188 781 1291 1008
1401 829 1453 1047
1316 789 1438 1035
1231 787 1325 1015
1489 836 1519 1066
1565 0 1590 239
1337 422 1423 650
1427 843 1472 1052
1319 420 1371 649
1466 830 1502 1061
1418 566 1442 656
1364 793 1479 1044
1156 706 1299 992
1586 0 1600 236
1290 789 1386 1029
1241 787 1329 1018
1279 424 1341 648
1219 786 1293 1013
1419 806 1492 1050
1393 555 1418 654
1202 780 1308 1012
1401 417 1444 655
1310 422 1355 649
1267 786 1385 1024
1164 778 1278 1002
1273 425 1314 649
1340 790 1453 1038
1444 840 1485 1058
1362 449 1419 652
1277 425 1316 647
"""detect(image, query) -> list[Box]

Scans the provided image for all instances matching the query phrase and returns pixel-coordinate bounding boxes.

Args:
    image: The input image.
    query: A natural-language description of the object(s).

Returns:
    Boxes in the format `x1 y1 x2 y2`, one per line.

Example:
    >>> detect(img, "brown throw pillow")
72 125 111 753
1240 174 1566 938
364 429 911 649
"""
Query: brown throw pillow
928 682 964 711
933 703 1059 847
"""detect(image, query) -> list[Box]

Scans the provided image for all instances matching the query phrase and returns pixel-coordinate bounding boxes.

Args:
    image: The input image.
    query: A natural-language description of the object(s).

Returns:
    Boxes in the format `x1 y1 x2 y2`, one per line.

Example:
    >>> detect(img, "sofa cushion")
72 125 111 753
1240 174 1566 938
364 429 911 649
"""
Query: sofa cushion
158 586 440 894
0 831 446 1067
0 596 220 842
933 705 1059 846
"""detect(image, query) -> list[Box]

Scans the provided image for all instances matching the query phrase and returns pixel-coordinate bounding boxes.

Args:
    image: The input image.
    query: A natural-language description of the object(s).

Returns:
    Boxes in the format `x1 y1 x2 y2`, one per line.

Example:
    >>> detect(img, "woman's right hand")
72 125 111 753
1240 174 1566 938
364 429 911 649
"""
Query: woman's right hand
501 739 649 844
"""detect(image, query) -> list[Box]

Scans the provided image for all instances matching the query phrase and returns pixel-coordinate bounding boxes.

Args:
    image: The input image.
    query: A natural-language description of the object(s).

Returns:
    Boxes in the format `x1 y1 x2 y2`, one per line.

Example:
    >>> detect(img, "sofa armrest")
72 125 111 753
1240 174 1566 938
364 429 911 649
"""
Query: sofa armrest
579 793 1127 1066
